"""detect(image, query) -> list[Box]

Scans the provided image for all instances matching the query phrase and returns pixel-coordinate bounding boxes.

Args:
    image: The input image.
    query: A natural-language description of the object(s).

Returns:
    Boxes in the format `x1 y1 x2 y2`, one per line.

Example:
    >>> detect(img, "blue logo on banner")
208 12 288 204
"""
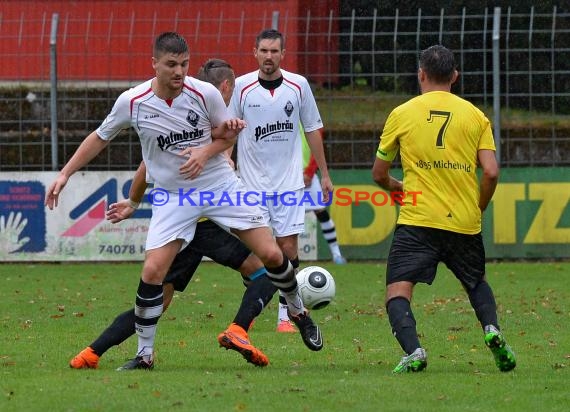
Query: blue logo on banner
0 181 47 253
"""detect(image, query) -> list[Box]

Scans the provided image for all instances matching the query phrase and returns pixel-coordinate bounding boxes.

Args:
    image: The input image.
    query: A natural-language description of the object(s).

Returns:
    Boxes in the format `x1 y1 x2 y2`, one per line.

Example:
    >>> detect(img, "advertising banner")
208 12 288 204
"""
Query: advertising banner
325 167 570 259
1 168 568 261
0 172 318 262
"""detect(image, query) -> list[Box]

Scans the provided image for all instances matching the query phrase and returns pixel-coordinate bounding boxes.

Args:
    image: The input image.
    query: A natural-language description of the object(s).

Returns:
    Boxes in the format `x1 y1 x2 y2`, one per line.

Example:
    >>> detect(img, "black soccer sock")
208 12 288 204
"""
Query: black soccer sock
467 280 499 331
386 297 421 355
233 275 277 330
315 209 340 248
90 309 136 356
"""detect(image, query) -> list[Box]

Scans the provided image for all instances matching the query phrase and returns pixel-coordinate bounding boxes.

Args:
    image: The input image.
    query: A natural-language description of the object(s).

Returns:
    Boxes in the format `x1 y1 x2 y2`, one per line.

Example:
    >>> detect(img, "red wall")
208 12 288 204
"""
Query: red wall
0 0 338 83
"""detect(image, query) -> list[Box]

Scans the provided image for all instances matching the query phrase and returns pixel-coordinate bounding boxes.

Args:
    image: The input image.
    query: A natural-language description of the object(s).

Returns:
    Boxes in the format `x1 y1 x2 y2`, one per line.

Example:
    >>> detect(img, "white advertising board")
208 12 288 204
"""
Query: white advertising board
0 172 317 262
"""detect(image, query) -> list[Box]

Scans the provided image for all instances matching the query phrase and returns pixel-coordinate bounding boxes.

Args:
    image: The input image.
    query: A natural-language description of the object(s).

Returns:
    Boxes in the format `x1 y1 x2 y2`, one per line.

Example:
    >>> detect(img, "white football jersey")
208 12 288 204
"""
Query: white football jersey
96 77 234 191
230 69 323 193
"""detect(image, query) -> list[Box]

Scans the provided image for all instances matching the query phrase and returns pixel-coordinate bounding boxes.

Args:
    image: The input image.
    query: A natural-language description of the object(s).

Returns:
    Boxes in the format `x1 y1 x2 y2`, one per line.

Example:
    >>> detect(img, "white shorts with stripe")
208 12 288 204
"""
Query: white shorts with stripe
258 188 305 237
145 178 268 250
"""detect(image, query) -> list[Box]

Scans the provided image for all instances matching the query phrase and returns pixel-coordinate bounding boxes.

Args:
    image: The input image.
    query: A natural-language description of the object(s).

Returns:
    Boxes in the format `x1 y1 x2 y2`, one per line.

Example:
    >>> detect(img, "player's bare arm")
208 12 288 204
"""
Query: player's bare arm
477 149 499 212
106 161 147 224
372 157 404 192
45 131 110 210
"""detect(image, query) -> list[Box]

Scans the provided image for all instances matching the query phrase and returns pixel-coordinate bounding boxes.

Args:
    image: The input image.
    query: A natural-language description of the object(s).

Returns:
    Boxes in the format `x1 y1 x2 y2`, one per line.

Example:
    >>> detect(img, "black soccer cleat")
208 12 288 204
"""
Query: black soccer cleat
116 356 154 371
288 310 323 351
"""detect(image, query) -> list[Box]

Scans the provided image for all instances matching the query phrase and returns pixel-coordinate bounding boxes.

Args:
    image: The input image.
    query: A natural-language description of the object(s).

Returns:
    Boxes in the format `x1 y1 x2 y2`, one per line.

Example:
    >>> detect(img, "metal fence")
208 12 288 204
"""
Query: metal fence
1 6 569 171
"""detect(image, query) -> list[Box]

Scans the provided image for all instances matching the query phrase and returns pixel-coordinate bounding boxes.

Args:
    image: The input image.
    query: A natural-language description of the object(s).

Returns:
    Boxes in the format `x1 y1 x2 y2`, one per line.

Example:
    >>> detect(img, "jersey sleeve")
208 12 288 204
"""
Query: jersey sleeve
96 91 132 141
477 116 496 151
299 80 323 133
376 109 400 161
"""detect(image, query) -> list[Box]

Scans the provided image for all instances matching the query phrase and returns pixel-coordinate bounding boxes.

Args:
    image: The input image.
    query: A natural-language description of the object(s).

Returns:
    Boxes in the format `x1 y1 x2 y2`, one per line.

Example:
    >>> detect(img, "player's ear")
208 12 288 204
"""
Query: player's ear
417 68 425 82
451 69 459 85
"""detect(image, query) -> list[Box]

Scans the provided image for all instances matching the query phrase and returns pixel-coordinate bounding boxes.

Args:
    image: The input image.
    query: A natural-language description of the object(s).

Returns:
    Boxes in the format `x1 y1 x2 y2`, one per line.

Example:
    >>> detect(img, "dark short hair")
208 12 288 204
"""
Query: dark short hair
255 28 284 49
419 45 457 84
196 58 234 88
153 32 188 58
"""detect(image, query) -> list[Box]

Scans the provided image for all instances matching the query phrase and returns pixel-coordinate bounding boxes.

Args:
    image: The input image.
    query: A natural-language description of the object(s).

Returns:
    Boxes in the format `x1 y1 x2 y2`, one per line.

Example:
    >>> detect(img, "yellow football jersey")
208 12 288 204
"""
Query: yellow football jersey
376 91 496 234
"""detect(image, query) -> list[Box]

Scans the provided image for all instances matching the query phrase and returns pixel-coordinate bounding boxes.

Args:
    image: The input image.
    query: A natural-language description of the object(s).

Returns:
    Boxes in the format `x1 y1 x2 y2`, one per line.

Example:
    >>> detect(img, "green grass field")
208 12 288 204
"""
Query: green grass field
1 261 568 412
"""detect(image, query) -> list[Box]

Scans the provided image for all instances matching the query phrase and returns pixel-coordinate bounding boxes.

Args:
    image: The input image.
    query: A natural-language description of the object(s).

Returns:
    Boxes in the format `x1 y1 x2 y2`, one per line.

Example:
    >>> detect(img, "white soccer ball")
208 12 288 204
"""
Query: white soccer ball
296 266 336 310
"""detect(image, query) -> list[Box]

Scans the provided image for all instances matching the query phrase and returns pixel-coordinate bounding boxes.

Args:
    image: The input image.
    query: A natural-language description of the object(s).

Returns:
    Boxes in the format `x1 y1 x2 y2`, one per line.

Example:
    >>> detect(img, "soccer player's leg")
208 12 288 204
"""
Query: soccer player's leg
117 240 181 371
71 284 177 369
306 176 346 264
71 240 201 369
314 209 346 264
189 220 277 328
272 200 324 347
386 284 427 373
447 232 516 372
385 225 436 373
187 220 274 365
218 273 276 367
208 183 323 351
271 198 306 333
275 235 300 333
241 228 323 351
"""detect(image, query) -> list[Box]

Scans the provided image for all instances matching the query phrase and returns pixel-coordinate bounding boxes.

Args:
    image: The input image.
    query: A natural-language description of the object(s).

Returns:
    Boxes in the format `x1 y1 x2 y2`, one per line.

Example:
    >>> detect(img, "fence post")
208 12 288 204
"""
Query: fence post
50 13 59 171
492 7 501 164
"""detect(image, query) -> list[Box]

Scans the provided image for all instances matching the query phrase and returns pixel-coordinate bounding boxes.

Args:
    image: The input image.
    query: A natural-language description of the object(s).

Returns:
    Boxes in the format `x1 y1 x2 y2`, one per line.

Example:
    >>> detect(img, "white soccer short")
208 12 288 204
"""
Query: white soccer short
304 175 328 212
145 178 269 250
258 188 306 237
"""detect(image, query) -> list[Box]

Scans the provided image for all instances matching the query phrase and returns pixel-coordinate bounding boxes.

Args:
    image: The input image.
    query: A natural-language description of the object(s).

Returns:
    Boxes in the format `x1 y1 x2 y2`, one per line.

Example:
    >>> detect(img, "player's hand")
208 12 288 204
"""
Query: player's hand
106 199 136 223
0 212 30 253
224 118 247 131
320 176 334 204
45 174 69 210
179 146 208 180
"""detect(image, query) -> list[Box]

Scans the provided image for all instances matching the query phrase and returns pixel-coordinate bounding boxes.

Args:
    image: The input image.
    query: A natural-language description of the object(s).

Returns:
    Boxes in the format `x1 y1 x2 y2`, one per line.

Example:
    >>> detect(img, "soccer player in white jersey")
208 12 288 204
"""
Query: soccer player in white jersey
45 32 323 371
68 59 279 369
229 29 334 332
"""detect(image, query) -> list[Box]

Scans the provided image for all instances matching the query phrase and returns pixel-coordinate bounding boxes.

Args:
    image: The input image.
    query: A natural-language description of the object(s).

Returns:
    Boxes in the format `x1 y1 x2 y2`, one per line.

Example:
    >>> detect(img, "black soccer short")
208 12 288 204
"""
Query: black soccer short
164 220 252 292
386 224 486 290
